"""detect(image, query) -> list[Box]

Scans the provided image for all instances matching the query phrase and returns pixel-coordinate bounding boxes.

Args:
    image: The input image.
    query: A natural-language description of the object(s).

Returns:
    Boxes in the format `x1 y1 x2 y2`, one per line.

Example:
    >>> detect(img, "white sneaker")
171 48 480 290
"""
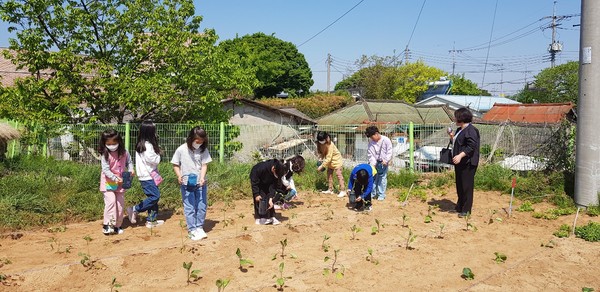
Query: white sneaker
337 191 347 198
271 217 281 225
264 218 273 225
321 190 334 194
127 206 137 224
146 220 165 228
194 228 207 240
255 218 267 225
114 227 124 235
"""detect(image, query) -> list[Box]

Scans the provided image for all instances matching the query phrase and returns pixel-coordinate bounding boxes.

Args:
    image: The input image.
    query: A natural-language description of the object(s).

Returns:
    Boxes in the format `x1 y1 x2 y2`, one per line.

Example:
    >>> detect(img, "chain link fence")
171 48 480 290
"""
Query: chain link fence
4 121 571 173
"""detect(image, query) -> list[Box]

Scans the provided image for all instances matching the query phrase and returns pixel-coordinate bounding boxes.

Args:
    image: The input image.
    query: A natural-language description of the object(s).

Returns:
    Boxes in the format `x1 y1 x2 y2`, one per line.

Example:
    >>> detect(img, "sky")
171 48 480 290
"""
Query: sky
0 0 582 97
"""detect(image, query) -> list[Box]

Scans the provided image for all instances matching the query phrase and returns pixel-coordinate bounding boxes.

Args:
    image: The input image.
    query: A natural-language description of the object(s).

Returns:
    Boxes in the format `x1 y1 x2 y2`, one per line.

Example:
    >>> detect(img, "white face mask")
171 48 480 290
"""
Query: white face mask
318 140 326 144
192 142 202 149
106 144 119 152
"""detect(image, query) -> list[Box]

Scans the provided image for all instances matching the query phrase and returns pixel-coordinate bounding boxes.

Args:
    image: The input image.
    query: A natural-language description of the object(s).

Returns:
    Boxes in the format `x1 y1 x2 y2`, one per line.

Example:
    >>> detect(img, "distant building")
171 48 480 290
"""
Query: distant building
482 102 576 125
415 94 520 117
417 78 452 102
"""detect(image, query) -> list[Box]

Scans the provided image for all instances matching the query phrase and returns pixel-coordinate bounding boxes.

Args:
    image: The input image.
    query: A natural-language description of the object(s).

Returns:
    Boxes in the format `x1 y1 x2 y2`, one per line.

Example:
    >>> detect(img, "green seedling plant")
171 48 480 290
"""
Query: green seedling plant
279 238 288 259
371 219 383 235
553 224 571 238
350 225 362 240
322 234 331 252
464 213 477 231
541 240 556 248
273 262 292 291
404 228 417 250
236 248 254 270
402 212 409 227
424 205 435 223
216 278 230 292
488 209 502 224
494 252 507 263
366 248 379 265
461 267 475 280
78 235 96 270
182 262 201 284
436 223 445 239
179 220 188 253
582 287 594 292
110 277 122 292
516 201 534 212
323 249 344 279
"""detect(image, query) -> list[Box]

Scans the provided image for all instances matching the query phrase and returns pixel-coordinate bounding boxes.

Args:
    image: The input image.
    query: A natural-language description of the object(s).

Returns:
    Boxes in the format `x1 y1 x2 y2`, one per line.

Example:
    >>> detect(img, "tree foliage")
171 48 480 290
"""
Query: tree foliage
448 74 490 96
514 61 578 104
218 32 313 98
391 61 446 103
258 94 353 119
0 0 257 125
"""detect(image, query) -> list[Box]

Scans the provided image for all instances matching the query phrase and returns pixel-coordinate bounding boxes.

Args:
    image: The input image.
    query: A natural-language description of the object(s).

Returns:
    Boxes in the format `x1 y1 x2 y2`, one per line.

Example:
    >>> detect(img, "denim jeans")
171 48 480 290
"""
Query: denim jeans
180 184 208 232
372 163 388 199
136 180 161 221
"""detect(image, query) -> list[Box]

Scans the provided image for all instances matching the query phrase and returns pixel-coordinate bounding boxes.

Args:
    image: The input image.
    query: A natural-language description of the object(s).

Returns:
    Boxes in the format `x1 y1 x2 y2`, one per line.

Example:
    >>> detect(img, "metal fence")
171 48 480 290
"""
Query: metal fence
4 121 569 172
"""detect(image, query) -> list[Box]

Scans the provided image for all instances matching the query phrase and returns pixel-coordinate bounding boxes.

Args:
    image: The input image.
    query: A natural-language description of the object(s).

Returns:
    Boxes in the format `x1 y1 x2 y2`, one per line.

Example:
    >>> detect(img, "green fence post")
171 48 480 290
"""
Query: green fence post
10 121 18 158
125 122 131 154
409 122 414 173
219 122 225 163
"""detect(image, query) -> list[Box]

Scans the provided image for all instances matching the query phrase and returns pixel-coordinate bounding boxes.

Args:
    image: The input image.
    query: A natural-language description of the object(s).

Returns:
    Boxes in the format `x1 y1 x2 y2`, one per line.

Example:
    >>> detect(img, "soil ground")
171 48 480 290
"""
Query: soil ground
1 186 599 291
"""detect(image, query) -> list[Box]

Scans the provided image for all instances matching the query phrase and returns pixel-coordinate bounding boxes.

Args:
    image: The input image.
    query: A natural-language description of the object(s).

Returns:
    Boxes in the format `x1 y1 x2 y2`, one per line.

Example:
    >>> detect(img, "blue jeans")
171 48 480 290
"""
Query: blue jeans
180 184 208 232
135 180 161 221
372 163 388 199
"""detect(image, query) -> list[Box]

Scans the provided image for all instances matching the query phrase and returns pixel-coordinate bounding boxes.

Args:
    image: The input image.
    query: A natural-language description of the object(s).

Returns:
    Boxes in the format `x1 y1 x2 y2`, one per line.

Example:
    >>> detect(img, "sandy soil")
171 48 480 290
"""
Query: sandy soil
1 186 599 291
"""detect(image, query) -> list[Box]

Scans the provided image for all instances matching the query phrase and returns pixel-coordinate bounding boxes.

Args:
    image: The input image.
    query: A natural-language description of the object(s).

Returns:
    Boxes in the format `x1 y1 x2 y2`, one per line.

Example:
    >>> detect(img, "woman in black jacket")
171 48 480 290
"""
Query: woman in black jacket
448 107 480 217
250 159 287 225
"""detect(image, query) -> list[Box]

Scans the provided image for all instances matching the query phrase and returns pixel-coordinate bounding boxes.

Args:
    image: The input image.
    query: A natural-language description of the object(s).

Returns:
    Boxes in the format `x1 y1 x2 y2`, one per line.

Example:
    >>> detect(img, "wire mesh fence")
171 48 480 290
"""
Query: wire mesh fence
4 121 571 173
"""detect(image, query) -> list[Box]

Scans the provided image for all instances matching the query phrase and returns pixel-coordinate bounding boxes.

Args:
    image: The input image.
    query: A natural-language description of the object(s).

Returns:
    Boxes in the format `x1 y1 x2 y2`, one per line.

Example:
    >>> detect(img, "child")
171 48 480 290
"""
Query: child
316 131 346 198
171 126 212 241
98 129 134 235
127 120 163 228
347 163 376 212
250 159 287 225
274 155 305 210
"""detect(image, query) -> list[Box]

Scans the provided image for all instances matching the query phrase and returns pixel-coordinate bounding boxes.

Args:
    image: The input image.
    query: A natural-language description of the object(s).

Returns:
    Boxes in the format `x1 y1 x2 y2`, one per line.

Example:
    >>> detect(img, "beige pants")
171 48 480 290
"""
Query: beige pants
103 191 125 227
327 167 345 192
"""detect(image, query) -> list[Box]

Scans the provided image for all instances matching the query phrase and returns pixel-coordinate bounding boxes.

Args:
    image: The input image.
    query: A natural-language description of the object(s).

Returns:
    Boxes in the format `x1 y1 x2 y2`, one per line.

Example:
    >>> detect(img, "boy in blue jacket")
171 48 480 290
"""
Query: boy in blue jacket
347 163 376 211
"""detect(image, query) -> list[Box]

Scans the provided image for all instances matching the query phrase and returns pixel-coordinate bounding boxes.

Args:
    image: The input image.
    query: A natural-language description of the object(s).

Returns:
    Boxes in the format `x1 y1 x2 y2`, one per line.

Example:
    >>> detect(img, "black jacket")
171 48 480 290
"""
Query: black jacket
452 124 480 166
250 159 279 199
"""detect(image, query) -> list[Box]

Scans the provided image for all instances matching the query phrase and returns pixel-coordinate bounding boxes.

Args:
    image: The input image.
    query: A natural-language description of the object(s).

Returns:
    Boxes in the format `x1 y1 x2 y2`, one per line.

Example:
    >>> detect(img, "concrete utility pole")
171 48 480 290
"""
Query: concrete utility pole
575 0 600 207
543 1 580 67
326 53 331 93
449 42 462 75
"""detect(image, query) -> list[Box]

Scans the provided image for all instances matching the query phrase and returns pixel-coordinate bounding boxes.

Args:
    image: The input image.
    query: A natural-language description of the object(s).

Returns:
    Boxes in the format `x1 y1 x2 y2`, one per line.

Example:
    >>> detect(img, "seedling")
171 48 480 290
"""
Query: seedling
436 224 445 239
182 262 201 284
179 220 188 253
540 240 556 248
216 278 230 292
553 224 571 238
424 206 435 223
273 262 292 290
516 201 534 212
236 248 254 270
279 238 288 258
322 234 331 252
0 258 11 269
582 287 594 292
110 277 122 292
366 248 379 265
371 219 382 235
404 228 417 250
78 252 95 270
350 225 362 240
402 212 409 227
323 249 344 279
83 235 93 255
464 213 477 231
461 267 475 280
488 209 502 224
494 252 507 263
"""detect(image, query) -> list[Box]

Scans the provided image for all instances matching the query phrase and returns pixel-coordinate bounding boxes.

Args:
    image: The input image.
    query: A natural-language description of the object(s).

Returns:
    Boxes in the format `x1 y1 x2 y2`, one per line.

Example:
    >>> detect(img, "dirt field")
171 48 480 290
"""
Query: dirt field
1 186 598 291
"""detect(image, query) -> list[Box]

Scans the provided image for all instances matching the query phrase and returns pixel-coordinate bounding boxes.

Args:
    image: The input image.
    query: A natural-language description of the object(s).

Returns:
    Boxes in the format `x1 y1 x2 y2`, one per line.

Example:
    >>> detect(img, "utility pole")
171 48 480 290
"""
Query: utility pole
449 42 462 75
542 1 580 67
326 53 331 94
404 45 410 64
575 0 600 207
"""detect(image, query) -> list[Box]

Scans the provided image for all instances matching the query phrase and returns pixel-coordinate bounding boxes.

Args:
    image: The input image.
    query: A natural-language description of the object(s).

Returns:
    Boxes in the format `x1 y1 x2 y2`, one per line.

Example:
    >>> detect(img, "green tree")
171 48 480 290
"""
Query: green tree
218 32 313 98
515 61 578 104
0 0 257 125
448 74 490 96
392 60 446 103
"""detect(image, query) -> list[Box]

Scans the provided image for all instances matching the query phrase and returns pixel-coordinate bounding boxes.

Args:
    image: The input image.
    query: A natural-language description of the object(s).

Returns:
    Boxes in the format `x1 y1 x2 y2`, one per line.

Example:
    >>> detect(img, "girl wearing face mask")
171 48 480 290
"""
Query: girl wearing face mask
316 131 346 198
98 128 134 235
171 126 212 241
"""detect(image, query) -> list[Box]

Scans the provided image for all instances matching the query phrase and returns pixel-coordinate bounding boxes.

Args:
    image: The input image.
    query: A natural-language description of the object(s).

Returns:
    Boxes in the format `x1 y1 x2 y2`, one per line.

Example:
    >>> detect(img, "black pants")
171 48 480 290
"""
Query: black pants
454 164 477 214
352 184 371 210
253 193 275 219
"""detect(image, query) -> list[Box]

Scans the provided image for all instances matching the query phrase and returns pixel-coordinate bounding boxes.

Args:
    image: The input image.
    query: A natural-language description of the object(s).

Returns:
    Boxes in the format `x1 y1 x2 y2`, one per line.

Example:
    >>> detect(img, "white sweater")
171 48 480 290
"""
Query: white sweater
135 142 161 181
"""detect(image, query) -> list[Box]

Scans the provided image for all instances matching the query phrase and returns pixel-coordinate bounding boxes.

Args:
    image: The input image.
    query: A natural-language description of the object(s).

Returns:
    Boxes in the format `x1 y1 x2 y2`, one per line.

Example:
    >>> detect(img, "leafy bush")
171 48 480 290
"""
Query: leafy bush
553 224 571 238
258 95 353 119
474 164 512 192
575 221 600 242
388 170 419 189
516 201 534 212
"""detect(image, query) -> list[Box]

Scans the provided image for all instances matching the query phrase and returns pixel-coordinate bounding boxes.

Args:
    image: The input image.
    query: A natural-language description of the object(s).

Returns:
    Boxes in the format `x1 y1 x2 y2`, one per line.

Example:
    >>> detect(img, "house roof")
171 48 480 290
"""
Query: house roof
221 98 316 124
316 99 454 125
1 48 54 87
415 94 520 113
482 102 575 124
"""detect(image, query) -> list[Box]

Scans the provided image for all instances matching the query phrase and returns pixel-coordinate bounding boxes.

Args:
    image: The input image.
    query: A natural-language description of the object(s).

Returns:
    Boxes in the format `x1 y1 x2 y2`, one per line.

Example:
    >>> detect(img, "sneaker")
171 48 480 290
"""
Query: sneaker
102 225 114 235
271 217 281 225
127 206 137 224
194 228 208 240
145 220 165 228
363 206 373 212
255 218 267 225
264 218 273 225
113 227 124 235
274 204 282 210
458 212 468 218
377 196 386 201
337 191 347 198
321 189 334 194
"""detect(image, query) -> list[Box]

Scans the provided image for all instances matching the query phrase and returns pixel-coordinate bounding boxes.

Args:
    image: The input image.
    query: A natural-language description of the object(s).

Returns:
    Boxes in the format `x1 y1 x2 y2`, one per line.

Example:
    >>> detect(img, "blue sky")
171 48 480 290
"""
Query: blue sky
0 0 581 97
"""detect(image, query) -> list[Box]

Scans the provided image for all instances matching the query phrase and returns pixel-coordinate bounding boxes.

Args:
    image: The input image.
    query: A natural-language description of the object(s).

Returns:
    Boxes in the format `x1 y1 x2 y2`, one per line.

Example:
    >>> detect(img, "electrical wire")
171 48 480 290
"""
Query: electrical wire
297 0 365 47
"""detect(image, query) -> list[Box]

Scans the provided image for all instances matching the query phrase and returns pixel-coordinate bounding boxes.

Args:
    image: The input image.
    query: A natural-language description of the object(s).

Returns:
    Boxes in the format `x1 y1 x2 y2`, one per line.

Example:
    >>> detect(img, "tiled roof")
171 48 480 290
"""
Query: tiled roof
482 103 575 124
416 94 520 113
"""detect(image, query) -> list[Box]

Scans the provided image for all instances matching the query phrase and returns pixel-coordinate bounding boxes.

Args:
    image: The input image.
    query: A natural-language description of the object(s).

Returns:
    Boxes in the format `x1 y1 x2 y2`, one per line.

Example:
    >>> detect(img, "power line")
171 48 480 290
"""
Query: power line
297 0 365 47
